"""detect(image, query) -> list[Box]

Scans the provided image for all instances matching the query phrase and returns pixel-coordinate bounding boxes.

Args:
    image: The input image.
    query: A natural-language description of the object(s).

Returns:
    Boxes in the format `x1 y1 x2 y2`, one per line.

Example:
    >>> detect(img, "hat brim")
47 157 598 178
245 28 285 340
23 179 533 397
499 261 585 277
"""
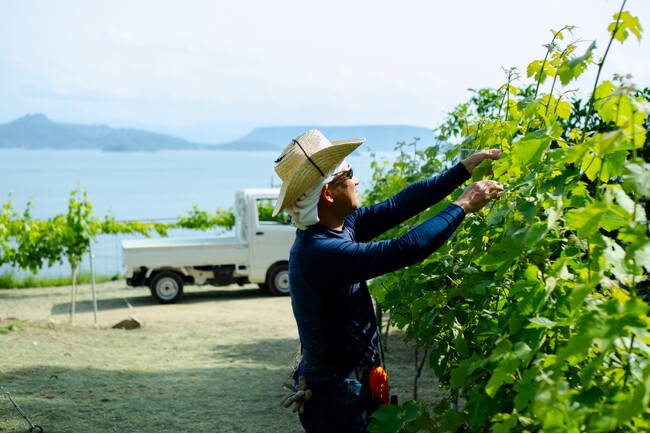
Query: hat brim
273 138 365 216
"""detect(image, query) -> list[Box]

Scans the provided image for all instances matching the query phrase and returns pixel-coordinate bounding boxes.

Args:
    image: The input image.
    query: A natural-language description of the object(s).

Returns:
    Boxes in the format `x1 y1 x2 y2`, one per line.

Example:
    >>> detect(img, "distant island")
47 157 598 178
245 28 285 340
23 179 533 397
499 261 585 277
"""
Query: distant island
0 113 439 152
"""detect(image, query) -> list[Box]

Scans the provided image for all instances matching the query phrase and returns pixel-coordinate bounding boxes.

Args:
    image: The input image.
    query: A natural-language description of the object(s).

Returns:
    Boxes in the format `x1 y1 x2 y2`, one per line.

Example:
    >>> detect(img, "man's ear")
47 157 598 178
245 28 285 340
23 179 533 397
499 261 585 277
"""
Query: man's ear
320 184 334 204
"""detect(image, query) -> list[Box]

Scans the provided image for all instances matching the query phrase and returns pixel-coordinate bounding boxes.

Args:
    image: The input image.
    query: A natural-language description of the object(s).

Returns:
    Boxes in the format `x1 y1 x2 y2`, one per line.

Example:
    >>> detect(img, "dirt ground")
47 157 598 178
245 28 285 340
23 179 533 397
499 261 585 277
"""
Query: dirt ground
0 281 444 433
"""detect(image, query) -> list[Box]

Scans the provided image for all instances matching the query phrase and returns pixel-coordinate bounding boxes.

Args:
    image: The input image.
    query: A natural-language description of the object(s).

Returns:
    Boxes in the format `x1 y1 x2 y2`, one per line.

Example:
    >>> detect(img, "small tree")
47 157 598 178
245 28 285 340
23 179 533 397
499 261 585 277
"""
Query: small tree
60 190 95 323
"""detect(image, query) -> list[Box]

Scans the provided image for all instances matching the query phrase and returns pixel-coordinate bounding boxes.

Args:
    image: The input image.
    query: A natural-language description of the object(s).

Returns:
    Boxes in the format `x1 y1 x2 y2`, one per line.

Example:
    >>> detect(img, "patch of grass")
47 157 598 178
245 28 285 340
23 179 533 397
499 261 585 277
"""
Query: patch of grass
0 272 121 289
0 321 435 433
0 283 446 433
0 322 19 334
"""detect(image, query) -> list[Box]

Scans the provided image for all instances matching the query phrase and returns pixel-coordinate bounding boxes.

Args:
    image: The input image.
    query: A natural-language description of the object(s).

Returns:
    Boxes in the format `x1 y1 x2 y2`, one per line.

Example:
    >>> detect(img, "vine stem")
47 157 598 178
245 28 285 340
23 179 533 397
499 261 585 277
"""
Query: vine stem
629 104 639 295
534 26 572 100
581 0 628 142
624 334 635 388
498 69 517 122
544 73 560 116
496 69 514 122
413 345 431 400
543 39 573 116
543 44 573 116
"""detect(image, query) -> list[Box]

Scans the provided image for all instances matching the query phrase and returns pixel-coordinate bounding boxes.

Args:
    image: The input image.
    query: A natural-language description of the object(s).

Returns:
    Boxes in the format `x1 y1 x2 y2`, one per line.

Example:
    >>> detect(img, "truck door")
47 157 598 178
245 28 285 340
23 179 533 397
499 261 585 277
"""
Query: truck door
251 198 294 274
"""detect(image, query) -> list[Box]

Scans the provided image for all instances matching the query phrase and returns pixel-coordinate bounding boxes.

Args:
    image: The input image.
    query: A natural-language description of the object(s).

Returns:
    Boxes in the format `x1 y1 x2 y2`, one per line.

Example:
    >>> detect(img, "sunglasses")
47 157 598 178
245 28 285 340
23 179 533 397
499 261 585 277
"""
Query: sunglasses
338 167 353 180
330 167 354 185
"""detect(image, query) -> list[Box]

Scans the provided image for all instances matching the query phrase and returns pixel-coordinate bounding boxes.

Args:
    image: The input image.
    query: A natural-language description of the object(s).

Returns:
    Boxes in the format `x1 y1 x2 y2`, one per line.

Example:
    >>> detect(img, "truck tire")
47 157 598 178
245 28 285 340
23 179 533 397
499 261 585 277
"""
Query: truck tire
266 264 290 296
149 271 184 304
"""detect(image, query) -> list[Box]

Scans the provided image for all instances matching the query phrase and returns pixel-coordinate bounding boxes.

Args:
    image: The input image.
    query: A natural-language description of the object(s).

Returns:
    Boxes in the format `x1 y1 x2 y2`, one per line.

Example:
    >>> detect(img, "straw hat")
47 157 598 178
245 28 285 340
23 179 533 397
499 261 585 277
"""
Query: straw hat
273 129 365 216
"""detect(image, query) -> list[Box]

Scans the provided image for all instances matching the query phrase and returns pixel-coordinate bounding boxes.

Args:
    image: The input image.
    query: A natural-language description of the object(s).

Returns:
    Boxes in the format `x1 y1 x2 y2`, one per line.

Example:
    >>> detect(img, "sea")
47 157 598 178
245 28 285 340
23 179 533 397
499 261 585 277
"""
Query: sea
0 148 396 278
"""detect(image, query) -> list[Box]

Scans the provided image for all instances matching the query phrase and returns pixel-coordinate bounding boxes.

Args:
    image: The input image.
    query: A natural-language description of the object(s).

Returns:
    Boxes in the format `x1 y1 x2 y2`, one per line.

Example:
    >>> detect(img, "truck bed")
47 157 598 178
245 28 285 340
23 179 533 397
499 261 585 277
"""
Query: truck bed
122 236 249 269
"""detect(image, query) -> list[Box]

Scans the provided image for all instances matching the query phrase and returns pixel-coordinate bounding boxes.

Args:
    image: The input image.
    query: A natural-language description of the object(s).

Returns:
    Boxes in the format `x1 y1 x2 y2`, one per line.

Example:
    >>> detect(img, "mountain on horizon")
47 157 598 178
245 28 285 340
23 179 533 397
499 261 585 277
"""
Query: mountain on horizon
0 114 438 152
214 125 438 152
0 114 207 152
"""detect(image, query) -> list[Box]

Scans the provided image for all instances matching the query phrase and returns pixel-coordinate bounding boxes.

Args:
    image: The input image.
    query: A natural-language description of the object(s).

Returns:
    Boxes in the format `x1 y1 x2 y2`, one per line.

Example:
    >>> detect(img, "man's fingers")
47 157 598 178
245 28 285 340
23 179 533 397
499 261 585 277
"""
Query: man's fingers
295 389 312 413
282 380 298 391
280 392 294 406
488 182 503 199
282 390 306 408
296 396 309 414
485 181 503 192
298 376 307 390
473 180 503 204
282 395 296 408
281 377 312 412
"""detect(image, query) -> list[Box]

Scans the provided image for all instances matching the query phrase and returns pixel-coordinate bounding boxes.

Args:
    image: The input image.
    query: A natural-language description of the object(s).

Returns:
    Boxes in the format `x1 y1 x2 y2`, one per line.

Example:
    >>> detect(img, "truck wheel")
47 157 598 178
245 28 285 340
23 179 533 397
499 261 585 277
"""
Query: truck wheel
267 264 290 296
149 271 184 304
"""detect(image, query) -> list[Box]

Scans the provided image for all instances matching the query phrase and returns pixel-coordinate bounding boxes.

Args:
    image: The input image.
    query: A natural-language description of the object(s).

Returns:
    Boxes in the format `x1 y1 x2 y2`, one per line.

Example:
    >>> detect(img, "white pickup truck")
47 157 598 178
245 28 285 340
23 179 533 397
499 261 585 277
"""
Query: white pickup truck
122 189 295 304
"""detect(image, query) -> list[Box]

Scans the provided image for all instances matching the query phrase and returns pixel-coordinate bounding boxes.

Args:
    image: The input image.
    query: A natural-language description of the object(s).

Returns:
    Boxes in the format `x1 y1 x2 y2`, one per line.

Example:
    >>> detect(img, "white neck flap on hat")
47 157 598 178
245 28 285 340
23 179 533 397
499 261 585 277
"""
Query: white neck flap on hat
285 160 347 230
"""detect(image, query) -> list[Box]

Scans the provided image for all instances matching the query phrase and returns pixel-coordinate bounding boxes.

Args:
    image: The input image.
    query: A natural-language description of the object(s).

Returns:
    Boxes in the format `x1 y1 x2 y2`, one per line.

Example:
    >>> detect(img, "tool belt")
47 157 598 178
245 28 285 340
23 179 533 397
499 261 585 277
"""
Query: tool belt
301 348 389 404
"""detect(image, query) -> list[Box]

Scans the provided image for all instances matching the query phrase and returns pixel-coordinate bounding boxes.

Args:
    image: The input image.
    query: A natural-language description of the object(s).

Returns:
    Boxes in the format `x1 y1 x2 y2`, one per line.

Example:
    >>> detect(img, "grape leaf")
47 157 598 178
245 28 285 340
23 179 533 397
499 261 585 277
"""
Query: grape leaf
608 11 642 43
566 201 608 238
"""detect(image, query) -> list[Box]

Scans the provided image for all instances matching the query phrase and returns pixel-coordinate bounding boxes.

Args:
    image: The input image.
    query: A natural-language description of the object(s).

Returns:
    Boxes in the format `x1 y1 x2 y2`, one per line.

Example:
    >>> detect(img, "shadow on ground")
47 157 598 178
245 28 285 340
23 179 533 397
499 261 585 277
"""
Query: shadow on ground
49 286 276 315
0 338 302 433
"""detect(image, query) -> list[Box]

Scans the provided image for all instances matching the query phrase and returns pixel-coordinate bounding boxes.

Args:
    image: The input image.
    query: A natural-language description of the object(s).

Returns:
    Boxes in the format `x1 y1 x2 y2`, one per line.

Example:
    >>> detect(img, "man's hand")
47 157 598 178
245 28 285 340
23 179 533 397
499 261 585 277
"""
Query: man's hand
280 376 312 414
461 149 502 175
454 180 504 214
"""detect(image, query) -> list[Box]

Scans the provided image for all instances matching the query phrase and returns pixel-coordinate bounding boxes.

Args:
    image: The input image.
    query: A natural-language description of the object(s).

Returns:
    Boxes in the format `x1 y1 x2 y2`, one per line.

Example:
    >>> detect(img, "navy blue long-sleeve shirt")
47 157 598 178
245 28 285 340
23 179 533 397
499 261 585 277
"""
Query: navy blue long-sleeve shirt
289 162 471 374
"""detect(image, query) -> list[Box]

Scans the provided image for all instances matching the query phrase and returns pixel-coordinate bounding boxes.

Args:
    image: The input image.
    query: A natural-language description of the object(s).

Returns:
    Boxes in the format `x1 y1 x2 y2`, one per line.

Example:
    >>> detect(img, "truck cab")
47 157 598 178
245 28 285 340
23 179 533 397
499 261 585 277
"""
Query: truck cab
122 189 296 303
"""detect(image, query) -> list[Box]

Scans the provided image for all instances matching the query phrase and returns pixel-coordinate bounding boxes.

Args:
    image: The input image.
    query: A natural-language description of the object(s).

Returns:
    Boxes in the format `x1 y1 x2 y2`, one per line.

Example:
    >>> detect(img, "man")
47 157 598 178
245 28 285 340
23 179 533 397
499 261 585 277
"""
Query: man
275 129 502 432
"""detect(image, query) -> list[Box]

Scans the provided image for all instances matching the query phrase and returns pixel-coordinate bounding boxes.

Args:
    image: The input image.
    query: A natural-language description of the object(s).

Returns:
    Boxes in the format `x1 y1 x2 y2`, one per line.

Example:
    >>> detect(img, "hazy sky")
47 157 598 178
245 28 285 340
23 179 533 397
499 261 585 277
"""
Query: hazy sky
1 0 649 142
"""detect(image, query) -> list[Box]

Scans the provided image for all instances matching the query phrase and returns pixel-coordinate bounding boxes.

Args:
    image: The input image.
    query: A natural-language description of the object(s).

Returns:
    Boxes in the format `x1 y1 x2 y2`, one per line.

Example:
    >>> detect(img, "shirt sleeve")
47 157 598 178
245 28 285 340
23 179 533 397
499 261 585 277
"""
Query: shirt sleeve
351 162 471 242
302 203 465 289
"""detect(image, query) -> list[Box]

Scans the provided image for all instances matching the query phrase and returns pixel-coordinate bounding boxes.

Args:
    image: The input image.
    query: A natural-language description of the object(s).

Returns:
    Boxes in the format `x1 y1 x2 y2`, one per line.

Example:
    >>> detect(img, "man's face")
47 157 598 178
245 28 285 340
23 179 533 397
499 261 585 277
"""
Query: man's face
329 163 360 214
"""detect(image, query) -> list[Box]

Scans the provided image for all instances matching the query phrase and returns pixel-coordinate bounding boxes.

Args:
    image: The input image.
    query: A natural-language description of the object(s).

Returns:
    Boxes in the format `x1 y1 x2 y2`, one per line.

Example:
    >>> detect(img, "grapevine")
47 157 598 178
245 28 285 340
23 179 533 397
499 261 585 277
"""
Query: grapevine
366 3 650 432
